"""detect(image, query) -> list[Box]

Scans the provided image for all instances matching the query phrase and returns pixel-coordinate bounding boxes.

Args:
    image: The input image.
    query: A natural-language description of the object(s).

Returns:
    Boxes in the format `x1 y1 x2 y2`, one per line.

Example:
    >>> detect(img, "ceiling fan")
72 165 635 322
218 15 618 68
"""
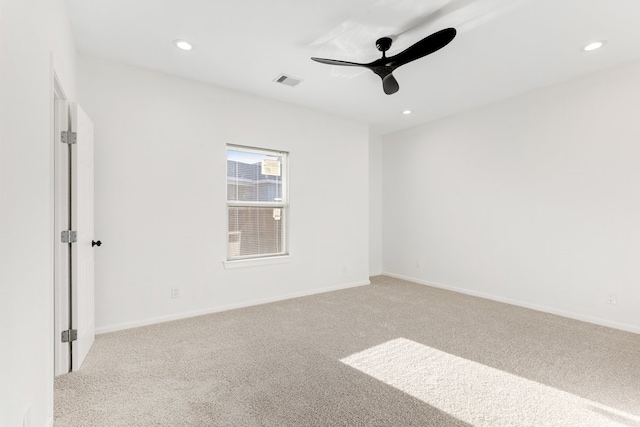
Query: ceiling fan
311 28 457 95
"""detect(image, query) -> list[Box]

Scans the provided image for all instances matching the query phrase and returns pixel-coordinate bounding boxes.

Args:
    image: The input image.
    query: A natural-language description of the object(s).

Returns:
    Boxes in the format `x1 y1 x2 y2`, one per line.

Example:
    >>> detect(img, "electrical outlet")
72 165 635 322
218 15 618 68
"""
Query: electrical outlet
606 293 617 305
171 287 181 299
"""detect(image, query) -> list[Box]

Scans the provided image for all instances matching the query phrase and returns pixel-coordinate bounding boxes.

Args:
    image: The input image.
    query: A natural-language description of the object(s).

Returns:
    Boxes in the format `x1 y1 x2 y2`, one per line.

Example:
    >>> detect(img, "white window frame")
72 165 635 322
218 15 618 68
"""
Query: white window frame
225 144 289 263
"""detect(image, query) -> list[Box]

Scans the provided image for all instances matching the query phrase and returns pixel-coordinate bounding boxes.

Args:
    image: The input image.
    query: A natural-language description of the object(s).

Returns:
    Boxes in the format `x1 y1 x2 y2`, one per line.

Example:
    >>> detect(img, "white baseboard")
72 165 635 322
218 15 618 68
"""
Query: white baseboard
96 280 370 335
382 271 640 335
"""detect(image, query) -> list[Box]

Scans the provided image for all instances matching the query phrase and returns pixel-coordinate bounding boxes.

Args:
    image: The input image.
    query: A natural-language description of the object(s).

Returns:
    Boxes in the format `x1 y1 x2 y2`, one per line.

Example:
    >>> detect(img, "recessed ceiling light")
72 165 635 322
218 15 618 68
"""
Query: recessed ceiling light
583 40 606 52
402 110 413 115
173 39 193 51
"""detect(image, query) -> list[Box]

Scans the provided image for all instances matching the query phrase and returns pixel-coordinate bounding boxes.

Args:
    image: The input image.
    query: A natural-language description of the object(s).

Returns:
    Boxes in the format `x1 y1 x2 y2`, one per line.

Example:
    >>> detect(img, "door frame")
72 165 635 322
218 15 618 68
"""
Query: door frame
53 72 71 376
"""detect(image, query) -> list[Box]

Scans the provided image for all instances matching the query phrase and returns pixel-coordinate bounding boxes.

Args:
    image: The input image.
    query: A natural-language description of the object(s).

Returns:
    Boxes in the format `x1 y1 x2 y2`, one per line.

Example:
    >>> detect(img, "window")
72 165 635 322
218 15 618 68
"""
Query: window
226 145 288 260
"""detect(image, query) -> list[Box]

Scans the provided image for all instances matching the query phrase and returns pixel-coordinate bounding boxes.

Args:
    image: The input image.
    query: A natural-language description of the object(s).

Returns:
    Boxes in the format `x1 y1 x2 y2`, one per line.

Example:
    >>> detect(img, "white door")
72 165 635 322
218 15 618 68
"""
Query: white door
54 86 71 376
70 102 95 370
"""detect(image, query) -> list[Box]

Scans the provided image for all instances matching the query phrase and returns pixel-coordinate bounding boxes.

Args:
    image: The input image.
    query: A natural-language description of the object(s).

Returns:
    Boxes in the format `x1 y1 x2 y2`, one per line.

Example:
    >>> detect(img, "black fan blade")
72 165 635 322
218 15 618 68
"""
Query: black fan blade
387 27 456 68
382 74 399 95
311 57 366 67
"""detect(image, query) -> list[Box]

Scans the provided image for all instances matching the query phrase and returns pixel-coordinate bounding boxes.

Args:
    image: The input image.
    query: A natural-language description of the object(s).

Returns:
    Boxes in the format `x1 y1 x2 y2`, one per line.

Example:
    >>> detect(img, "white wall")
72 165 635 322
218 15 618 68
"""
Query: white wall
369 133 382 276
77 55 370 333
0 0 76 425
382 59 640 333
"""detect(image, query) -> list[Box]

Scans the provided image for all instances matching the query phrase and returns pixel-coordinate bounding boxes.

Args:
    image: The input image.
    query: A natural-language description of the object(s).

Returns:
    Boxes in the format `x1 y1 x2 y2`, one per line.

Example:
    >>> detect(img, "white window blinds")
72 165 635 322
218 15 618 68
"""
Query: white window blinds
226 146 288 260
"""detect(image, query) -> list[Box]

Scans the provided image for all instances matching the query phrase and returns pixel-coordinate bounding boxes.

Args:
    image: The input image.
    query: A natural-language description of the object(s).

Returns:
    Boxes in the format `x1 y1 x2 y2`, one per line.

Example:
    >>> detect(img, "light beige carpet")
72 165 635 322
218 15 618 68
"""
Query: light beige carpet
55 276 640 426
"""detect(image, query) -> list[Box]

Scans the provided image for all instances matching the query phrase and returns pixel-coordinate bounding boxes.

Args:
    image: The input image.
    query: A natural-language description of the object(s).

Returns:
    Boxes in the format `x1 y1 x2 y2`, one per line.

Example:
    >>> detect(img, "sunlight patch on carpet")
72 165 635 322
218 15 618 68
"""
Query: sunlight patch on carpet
341 338 640 427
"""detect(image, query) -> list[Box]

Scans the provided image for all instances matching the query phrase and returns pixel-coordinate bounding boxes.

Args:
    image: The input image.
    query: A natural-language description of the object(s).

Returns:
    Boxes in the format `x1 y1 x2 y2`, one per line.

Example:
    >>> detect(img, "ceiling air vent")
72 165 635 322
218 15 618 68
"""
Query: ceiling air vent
274 73 303 87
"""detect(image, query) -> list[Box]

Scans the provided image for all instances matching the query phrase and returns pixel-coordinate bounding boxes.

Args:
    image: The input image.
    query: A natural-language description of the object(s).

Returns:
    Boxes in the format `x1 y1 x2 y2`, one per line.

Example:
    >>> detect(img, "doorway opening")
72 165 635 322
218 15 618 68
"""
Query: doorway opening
53 73 96 376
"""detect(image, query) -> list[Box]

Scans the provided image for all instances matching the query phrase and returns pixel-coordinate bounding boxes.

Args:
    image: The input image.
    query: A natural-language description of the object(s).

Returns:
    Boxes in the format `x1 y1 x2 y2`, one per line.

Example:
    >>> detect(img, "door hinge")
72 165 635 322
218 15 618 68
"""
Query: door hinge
61 230 77 243
61 130 77 144
61 329 78 343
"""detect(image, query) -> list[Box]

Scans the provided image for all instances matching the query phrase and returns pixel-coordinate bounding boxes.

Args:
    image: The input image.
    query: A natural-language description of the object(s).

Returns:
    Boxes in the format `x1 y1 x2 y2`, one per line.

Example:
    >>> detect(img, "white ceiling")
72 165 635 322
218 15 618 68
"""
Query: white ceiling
67 0 640 135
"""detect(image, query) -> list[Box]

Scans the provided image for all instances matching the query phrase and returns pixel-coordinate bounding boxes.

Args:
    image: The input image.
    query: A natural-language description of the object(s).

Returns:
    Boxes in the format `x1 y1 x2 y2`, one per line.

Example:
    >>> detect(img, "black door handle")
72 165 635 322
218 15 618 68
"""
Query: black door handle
92 240 102 247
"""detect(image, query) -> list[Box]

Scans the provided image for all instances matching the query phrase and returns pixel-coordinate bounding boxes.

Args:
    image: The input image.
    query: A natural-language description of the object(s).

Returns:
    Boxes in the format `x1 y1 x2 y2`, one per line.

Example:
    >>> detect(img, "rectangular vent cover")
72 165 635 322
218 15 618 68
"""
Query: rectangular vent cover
274 74 302 87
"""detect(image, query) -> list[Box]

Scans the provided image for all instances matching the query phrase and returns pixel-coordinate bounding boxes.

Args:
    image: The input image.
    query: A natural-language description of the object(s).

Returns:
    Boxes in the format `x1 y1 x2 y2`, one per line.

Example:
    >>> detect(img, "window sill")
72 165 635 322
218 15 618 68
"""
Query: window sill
223 255 292 270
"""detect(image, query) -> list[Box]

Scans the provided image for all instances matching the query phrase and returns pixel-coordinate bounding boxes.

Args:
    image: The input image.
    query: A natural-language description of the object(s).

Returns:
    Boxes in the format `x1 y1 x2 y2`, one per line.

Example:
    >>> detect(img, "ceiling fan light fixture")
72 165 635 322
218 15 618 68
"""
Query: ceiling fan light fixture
173 39 194 51
583 40 606 52
311 27 457 95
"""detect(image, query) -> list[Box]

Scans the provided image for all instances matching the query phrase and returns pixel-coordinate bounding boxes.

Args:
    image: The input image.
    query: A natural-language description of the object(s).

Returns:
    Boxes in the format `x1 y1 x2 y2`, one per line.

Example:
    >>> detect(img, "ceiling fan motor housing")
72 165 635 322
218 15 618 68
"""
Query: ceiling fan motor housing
376 37 393 53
